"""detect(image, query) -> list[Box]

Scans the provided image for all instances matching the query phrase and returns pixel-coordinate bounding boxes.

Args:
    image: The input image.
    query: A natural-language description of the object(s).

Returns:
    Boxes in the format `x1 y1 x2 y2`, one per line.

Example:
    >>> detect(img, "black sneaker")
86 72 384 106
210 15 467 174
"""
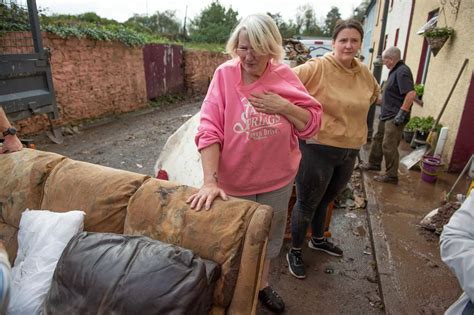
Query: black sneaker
286 249 306 279
258 286 285 313
308 237 343 257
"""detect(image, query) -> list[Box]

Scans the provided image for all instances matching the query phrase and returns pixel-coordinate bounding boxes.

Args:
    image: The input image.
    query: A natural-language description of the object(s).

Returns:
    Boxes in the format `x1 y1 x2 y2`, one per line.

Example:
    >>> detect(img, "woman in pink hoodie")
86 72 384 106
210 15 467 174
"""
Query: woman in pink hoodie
186 14 322 313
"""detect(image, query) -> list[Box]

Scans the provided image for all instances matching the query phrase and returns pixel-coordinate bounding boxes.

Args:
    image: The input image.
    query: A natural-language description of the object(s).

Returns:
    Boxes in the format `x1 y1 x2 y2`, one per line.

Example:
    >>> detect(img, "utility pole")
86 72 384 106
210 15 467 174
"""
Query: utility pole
183 5 188 39
367 0 390 139
372 0 390 84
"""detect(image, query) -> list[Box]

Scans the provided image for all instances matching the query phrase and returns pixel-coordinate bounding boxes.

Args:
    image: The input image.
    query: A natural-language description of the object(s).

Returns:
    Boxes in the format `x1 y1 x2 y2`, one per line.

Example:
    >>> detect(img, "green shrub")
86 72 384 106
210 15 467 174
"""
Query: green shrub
0 3 164 46
405 116 421 132
43 24 148 46
405 116 436 133
418 116 435 133
0 4 224 51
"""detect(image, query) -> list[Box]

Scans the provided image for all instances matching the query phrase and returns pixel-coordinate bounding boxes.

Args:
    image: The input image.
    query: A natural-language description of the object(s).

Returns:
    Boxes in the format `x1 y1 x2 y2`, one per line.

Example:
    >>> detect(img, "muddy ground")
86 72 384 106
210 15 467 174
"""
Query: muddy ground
35 98 203 177
33 99 382 314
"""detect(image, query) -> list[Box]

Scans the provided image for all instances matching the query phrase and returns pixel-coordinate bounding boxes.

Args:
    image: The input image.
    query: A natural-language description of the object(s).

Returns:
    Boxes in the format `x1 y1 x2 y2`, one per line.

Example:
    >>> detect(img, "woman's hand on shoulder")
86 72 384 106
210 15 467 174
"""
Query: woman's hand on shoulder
186 182 228 211
249 91 291 115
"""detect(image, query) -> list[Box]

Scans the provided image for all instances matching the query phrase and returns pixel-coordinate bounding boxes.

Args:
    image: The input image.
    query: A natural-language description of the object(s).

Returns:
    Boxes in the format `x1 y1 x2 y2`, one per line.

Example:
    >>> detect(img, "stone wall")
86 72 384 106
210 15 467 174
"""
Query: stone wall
184 49 230 95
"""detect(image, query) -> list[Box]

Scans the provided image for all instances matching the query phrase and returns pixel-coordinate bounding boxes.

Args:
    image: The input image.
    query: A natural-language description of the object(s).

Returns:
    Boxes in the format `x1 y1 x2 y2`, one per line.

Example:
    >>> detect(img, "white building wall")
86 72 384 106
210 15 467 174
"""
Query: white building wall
362 1 377 66
381 0 413 82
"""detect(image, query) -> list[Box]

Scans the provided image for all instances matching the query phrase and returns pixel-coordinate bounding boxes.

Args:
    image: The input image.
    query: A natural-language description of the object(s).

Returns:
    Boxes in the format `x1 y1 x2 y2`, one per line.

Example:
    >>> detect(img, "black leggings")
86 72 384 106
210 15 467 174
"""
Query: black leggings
291 142 358 247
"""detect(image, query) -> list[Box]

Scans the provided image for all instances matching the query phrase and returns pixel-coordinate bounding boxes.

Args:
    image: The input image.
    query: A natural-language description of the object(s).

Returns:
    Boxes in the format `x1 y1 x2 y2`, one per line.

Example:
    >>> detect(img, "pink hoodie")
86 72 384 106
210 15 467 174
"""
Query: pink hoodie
196 59 322 196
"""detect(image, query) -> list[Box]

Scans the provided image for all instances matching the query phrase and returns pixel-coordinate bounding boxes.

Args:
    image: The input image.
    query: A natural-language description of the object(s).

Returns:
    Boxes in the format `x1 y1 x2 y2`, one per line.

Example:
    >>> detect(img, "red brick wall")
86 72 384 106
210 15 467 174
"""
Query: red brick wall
1 32 230 135
2 32 147 134
44 34 147 126
184 49 231 95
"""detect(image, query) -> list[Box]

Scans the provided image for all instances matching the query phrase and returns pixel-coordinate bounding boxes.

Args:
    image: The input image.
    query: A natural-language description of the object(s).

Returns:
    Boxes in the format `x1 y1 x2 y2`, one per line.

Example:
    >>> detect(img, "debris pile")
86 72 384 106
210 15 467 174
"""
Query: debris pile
335 172 367 210
283 38 310 65
419 201 461 234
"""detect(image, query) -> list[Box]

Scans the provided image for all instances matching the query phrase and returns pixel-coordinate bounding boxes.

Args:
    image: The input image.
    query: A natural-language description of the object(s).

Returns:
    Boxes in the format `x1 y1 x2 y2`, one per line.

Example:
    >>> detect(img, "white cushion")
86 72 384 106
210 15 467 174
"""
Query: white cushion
8 209 85 315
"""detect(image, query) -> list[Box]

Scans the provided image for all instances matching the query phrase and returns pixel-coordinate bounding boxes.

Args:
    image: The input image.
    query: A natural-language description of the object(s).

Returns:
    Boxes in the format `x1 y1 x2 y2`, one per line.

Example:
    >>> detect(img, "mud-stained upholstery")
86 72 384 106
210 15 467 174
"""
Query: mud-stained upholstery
0 149 273 314
0 149 65 263
0 149 65 228
124 178 273 314
41 159 149 234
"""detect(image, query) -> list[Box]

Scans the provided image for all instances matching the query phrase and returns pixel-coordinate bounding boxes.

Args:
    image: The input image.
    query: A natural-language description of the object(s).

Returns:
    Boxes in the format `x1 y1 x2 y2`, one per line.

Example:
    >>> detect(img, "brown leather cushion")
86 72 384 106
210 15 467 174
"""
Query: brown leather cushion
124 178 262 308
44 232 220 314
0 149 65 228
41 159 148 234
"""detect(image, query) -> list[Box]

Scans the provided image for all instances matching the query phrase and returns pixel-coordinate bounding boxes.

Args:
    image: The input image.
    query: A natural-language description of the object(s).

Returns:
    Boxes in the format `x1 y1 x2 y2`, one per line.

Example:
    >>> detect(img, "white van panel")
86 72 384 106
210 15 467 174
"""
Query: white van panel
299 39 332 58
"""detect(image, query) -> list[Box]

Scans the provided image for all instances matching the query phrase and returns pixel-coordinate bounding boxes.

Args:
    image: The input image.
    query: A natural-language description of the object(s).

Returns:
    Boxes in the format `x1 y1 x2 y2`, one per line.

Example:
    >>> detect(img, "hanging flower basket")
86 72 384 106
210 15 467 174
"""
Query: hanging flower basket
423 27 454 56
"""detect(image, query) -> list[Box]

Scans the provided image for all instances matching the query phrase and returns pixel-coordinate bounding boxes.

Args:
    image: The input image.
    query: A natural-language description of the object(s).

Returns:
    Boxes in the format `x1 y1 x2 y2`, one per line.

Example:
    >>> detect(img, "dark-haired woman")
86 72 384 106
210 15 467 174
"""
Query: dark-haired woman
287 19 380 279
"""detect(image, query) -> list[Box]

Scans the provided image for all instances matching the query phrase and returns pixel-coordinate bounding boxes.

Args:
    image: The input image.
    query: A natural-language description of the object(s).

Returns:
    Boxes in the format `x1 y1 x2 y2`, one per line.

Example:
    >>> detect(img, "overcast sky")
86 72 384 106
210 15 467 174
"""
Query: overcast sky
34 0 362 25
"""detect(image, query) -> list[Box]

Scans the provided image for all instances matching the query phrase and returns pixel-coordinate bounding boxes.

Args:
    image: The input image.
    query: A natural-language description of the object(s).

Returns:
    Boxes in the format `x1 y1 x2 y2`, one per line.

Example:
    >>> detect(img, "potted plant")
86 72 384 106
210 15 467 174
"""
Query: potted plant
414 116 435 144
404 116 420 143
423 27 454 56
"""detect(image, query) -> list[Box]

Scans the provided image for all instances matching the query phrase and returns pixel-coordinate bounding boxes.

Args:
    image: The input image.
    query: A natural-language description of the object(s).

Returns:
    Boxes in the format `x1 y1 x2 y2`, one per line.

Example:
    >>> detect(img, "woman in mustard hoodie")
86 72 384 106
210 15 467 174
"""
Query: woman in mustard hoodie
287 19 380 279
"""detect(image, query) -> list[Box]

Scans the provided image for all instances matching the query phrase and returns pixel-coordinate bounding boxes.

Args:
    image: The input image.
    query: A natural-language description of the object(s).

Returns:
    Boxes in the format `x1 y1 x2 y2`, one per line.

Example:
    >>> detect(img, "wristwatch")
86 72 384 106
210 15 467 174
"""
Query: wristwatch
2 127 17 137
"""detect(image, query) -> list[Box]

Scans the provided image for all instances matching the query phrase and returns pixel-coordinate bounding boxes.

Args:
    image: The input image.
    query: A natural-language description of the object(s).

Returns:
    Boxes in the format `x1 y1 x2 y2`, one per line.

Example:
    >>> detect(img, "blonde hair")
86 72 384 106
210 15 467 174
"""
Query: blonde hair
225 14 285 61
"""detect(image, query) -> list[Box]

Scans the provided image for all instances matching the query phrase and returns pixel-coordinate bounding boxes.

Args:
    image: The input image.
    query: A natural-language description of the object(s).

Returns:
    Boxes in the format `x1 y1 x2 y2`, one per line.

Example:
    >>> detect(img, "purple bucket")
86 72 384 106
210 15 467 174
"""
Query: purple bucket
420 155 441 183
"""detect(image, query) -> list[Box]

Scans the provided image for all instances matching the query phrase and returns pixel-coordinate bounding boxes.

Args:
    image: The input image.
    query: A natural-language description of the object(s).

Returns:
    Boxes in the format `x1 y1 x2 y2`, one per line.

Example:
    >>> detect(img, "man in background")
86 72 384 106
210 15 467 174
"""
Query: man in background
360 46 416 184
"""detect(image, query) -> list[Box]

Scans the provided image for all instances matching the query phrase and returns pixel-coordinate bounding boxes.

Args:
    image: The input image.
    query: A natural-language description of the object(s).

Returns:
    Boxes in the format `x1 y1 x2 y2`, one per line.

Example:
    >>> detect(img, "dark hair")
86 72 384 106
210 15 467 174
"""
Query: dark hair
332 19 364 41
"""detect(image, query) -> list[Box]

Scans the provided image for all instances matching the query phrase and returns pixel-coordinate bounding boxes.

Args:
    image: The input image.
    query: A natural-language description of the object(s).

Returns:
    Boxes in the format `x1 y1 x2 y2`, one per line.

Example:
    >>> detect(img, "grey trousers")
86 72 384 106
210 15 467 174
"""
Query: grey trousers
368 118 405 178
238 181 294 259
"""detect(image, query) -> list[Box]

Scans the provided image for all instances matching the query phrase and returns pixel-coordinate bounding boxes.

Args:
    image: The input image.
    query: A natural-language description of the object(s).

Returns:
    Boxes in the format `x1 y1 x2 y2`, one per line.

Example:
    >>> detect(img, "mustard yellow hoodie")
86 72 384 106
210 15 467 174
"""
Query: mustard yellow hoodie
294 53 380 149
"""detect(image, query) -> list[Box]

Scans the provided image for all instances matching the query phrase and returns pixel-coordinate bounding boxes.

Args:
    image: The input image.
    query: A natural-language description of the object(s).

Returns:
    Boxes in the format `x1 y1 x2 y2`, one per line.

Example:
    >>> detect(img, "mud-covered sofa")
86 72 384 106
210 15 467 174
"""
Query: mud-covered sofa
0 149 273 314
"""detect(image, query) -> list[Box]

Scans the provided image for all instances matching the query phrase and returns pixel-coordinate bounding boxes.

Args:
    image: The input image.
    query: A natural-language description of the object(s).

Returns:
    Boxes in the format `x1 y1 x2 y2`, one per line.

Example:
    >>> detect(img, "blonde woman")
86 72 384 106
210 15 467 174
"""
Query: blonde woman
187 14 322 313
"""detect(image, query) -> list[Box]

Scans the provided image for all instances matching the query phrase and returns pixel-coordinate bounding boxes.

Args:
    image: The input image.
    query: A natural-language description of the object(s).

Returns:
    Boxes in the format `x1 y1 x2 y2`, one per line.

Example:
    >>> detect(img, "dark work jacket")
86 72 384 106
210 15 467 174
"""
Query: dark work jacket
380 61 414 121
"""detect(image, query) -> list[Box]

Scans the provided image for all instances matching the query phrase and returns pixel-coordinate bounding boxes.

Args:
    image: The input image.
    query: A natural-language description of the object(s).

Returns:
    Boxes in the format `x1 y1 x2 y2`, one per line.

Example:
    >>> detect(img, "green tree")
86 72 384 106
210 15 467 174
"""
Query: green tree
352 0 370 21
267 12 299 39
295 4 323 37
76 12 106 24
125 10 181 39
41 11 120 27
124 14 152 33
323 6 341 37
189 0 239 43
151 11 180 35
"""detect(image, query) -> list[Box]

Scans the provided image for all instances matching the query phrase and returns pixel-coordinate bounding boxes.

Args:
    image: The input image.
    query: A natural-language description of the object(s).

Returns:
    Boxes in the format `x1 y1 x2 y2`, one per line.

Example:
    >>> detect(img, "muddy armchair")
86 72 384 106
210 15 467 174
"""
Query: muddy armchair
0 148 273 314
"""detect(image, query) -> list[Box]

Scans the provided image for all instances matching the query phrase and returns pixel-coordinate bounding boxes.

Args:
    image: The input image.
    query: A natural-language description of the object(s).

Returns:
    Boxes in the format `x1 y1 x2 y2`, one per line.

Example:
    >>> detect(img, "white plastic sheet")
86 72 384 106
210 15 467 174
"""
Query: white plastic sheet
154 112 203 187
